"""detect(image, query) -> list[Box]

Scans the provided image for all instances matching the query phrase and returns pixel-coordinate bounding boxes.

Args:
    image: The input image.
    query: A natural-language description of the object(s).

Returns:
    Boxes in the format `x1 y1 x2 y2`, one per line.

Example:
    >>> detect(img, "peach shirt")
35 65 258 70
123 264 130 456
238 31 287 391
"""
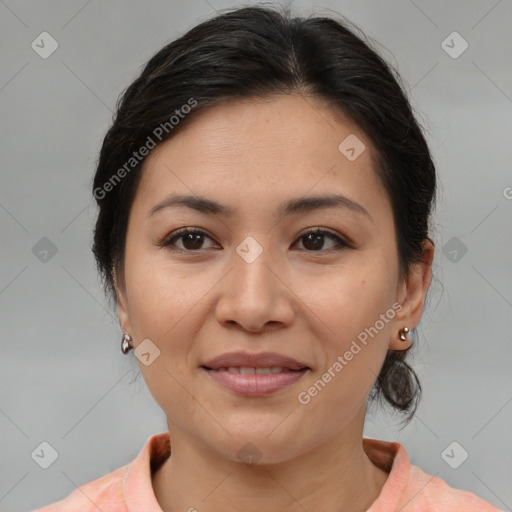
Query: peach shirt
34 431 501 511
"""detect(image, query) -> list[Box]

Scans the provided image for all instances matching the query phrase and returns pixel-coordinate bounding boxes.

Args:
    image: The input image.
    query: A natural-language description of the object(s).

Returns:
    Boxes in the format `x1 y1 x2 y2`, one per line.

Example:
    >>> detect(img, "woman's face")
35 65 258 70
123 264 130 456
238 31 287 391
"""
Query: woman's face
116 94 431 463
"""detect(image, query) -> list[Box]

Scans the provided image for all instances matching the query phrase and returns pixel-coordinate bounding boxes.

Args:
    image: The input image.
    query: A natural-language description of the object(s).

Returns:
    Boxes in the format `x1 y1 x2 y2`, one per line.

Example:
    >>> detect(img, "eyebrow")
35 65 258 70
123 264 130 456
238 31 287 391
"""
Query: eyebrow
148 193 373 222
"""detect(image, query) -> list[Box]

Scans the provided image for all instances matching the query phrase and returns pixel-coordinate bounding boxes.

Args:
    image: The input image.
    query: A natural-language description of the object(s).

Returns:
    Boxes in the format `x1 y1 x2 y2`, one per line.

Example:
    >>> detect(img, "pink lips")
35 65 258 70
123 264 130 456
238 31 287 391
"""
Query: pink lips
204 368 308 396
201 351 310 397
202 351 309 371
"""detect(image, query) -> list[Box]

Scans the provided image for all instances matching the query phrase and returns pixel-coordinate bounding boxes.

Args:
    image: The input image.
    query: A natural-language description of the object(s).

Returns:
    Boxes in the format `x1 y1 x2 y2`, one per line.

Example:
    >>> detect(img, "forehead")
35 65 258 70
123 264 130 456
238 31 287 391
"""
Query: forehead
133 94 390 219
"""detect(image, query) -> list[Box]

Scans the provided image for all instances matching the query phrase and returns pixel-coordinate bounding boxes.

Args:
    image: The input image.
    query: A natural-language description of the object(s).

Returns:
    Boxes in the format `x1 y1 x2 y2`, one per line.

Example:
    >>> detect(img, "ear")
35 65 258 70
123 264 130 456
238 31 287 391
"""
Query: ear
113 266 132 335
389 239 435 350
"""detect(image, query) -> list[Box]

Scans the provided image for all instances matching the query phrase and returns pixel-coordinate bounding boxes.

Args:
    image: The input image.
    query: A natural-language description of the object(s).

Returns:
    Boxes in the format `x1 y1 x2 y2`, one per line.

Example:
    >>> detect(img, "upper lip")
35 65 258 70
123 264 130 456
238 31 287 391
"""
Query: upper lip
201 351 310 370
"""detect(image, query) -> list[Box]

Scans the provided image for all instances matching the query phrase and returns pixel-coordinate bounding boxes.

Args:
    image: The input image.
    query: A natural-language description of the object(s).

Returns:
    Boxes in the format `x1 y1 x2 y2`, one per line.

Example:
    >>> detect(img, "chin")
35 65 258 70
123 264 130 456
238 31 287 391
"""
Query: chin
207 428 308 466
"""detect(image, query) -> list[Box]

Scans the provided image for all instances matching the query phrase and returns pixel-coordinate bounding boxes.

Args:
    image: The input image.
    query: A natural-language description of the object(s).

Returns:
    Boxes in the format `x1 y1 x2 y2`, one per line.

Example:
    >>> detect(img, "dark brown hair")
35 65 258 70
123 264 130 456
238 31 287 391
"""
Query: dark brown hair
92 4 436 424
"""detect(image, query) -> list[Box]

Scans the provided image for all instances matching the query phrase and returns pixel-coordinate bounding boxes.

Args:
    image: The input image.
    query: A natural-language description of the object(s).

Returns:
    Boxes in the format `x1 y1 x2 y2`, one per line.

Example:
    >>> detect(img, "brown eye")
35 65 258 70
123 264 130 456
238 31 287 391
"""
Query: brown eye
294 228 350 252
160 228 217 252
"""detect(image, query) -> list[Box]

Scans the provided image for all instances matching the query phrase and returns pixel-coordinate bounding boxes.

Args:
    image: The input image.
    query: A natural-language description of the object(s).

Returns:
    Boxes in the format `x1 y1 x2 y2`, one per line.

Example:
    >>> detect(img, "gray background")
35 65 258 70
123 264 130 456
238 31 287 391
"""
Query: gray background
1 0 511 510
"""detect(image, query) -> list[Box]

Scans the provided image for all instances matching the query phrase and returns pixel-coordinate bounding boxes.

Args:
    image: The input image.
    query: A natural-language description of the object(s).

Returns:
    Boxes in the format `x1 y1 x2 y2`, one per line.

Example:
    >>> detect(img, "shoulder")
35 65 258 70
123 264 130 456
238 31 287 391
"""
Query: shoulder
33 465 128 511
402 463 502 511
32 432 169 511
363 438 502 512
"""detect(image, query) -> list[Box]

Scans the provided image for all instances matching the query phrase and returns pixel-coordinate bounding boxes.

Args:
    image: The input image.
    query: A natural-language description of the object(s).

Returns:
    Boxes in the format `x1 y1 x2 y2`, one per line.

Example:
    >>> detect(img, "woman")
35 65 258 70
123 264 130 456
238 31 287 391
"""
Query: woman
35 4 500 511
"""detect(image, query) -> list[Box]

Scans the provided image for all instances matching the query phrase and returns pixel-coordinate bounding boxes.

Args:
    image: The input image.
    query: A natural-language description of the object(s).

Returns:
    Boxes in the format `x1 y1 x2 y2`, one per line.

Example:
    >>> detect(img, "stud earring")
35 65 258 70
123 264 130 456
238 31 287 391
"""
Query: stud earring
121 334 133 354
398 327 410 342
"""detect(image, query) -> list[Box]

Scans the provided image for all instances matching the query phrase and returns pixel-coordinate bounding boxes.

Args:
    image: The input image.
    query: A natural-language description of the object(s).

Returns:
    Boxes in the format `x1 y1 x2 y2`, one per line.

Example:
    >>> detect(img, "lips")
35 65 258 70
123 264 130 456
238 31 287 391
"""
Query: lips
201 351 310 396
201 351 310 371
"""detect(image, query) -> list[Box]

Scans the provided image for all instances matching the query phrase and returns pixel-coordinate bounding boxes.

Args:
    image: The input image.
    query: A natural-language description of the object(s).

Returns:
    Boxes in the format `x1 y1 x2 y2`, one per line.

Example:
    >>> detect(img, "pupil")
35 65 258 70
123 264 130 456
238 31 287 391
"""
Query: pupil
184 233 203 250
305 233 323 251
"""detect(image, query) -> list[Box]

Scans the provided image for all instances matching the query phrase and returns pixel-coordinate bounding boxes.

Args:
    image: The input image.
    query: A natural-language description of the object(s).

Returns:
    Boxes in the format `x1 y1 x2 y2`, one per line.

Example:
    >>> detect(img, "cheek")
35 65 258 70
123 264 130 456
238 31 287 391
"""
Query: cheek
294 286 394 432
299 262 397 398
123 242 201 339
309 262 398 347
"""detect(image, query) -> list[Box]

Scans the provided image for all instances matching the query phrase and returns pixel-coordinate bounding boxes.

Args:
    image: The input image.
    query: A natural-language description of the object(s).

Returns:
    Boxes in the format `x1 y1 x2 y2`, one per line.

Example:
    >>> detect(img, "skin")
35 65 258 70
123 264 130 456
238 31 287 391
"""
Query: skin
115 93 434 512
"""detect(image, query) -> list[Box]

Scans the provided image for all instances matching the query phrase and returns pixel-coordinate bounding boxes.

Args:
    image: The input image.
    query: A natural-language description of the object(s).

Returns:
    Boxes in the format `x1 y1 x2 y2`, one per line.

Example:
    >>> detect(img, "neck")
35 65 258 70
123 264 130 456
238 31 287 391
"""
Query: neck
152 413 389 512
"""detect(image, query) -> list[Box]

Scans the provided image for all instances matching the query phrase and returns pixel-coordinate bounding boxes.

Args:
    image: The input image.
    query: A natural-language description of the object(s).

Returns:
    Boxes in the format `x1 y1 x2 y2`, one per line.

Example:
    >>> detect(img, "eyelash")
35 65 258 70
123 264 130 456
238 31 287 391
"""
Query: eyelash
158 227 352 253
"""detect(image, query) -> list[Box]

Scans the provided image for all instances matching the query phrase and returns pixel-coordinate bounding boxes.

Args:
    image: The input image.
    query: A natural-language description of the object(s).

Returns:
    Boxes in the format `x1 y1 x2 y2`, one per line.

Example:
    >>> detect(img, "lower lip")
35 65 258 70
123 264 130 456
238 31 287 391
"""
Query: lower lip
202 368 308 396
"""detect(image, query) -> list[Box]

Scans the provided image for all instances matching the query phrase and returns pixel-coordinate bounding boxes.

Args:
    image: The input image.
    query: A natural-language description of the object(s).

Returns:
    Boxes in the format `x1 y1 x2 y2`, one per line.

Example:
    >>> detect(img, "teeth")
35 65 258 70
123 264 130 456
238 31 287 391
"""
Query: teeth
223 366 286 374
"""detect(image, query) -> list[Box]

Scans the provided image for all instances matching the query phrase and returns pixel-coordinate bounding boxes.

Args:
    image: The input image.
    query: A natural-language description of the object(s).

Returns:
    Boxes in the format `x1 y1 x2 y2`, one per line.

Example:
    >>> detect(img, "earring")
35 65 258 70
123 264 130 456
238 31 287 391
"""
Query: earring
398 327 410 342
121 334 133 354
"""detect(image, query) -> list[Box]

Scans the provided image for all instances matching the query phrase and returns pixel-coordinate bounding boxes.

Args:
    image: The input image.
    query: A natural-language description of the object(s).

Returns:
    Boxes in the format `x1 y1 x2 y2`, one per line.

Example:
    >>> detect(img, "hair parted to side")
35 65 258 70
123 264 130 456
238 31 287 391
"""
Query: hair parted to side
92 4 436 425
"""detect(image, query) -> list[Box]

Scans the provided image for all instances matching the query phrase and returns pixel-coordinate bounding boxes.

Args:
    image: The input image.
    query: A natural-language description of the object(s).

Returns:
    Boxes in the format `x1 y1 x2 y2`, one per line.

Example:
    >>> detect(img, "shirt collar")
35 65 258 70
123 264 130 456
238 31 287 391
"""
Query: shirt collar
122 431 170 511
363 438 411 511
121 432 408 511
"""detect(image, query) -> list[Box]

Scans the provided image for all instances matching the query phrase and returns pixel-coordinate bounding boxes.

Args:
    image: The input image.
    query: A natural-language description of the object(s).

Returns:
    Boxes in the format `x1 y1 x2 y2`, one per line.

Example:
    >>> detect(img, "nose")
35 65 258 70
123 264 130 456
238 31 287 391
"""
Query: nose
214 240 295 333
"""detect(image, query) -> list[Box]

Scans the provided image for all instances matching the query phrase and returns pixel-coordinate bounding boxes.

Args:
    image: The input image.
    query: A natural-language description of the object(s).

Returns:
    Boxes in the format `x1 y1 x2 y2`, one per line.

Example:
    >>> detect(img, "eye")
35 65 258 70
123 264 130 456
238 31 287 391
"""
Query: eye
159 227 218 252
293 228 351 252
